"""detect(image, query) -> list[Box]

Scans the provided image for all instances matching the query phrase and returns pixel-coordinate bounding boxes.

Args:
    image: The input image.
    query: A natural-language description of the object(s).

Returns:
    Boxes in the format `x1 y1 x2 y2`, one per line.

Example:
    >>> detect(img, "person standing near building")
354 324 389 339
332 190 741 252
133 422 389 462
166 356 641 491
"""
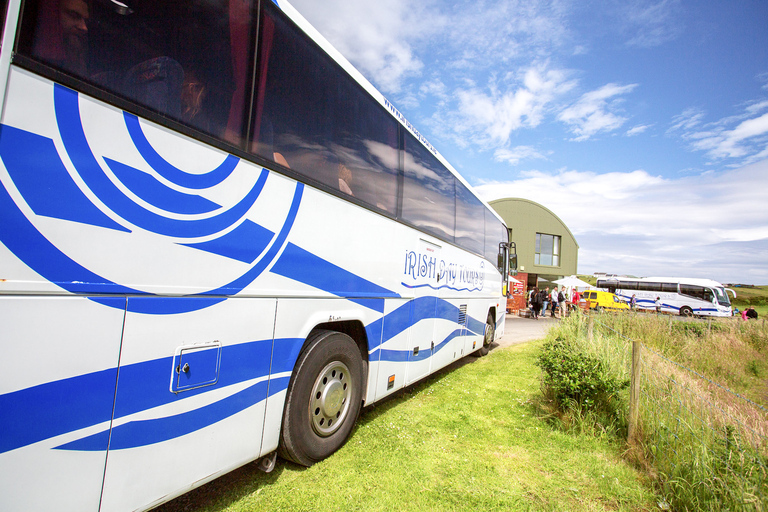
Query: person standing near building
531 287 541 319
542 287 550 317
558 288 566 317
571 289 580 314
550 286 559 318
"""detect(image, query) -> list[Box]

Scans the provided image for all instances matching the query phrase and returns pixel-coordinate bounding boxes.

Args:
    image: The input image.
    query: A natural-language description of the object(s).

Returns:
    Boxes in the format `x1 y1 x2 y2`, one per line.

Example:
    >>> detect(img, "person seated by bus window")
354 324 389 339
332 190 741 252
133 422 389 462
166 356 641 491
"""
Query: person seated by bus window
32 0 90 76
338 163 354 196
181 68 210 133
250 117 291 168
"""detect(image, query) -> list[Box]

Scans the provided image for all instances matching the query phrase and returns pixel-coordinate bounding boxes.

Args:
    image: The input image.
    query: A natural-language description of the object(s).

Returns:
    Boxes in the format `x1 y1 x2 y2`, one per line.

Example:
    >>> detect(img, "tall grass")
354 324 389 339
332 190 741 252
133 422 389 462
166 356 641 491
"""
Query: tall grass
542 312 768 511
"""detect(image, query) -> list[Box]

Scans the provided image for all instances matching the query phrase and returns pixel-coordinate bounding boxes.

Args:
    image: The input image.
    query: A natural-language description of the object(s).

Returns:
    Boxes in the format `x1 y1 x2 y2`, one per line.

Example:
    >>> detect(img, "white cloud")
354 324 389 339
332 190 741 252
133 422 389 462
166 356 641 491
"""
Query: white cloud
475 159 768 284
622 0 684 48
288 0 439 93
626 124 652 136
673 103 768 163
557 83 638 141
494 146 548 165
668 107 706 133
443 64 576 148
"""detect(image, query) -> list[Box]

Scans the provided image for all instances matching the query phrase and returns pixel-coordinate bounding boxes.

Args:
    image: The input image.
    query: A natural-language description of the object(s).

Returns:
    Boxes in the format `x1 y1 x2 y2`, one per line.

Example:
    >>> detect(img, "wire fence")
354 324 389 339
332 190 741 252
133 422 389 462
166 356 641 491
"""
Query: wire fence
592 315 768 511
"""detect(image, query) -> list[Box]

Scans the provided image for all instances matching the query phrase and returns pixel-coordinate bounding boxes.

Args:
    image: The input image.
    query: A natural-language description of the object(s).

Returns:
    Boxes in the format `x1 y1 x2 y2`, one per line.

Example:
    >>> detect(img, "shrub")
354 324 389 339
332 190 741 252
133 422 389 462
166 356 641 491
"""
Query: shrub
535 336 629 419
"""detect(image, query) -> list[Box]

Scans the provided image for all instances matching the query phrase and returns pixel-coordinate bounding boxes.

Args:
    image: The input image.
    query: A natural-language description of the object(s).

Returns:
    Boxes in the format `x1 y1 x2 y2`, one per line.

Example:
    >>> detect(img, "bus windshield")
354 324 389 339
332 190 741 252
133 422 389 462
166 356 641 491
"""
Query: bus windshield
714 287 731 306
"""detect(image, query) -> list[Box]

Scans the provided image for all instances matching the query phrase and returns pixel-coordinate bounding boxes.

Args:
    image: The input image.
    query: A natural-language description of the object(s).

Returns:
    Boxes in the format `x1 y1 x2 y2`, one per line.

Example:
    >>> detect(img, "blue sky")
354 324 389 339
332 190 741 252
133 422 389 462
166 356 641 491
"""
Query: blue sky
288 0 768 285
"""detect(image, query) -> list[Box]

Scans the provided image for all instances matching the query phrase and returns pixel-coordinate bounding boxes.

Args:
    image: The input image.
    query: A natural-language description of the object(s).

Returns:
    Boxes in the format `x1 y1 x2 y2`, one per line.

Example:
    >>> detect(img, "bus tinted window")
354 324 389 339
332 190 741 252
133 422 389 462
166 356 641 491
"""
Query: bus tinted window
1 0 7 46
455 182 484 255
19 0 253 142
402 136 456 242
251 5 399 214
485 211 507 265
680 284 704 300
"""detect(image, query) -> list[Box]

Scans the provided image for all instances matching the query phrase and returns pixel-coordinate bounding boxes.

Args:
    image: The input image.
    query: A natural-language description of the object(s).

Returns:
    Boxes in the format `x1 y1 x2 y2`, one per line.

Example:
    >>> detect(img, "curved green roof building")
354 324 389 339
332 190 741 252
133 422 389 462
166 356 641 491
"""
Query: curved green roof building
490 198 579 289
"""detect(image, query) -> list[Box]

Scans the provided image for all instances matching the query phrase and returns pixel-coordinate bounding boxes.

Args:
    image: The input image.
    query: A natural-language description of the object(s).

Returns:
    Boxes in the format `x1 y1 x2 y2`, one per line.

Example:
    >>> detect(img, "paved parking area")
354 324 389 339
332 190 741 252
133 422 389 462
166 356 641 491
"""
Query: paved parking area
495 313 559 349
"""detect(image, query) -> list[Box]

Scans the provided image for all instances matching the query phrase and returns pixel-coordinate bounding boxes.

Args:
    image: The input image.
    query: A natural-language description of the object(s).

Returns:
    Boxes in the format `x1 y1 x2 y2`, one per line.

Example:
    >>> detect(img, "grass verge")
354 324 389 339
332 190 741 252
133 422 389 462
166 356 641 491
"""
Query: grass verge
155 340 657 512
542 313 768 511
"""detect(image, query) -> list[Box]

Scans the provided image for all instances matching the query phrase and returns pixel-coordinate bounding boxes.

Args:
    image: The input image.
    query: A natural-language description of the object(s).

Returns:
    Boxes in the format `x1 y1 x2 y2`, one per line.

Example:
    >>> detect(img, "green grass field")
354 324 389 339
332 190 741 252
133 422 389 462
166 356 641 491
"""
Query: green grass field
155 341 657 512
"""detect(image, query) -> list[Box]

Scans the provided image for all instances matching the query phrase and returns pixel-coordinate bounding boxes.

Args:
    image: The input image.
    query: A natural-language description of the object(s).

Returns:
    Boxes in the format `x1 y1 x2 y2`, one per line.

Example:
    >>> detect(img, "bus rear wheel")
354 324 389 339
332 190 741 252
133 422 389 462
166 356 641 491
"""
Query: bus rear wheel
680 306 693 317
278 330 364 467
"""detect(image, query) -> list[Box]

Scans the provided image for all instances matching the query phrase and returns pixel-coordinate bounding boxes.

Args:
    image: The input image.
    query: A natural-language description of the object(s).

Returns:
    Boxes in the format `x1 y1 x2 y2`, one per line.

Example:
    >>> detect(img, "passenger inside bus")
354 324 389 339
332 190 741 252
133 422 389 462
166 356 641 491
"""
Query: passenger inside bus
337 163 354 196
32 0 90 75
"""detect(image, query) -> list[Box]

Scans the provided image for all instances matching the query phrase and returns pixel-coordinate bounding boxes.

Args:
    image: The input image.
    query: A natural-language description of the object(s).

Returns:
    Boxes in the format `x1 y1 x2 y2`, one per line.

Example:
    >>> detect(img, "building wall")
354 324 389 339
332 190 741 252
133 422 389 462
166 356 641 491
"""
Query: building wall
490 198 579 286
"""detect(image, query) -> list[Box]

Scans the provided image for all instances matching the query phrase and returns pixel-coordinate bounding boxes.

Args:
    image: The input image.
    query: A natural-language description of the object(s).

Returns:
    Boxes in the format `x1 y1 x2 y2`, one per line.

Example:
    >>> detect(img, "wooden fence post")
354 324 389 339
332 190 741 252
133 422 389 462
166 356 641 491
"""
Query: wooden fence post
628 340 641 444
588 315 594 342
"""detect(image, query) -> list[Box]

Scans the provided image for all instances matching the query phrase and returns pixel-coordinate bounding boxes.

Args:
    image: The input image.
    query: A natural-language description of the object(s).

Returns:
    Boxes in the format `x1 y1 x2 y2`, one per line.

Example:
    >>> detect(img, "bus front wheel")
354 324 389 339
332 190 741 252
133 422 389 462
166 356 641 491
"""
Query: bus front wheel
680 306 693 317
278 330 364 467
475 312 495 357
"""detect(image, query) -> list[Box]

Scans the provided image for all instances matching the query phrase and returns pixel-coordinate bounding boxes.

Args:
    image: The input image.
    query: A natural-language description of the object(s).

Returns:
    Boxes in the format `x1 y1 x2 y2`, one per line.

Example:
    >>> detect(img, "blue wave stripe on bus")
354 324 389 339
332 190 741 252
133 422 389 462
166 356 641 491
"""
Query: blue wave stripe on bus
270 242 399 312
123 112 239 189
204 183 303 295
268 338 306 375
182 220 274 264
0 179 143 295
0 336 281 453
371 328 466 363
401 282 483 293
57 375 292 452
104 157 221 215
367 297 484 353
56 380 270 451
54 84 268 239
0 125 129 232
0 367 119 454
112 338 274 419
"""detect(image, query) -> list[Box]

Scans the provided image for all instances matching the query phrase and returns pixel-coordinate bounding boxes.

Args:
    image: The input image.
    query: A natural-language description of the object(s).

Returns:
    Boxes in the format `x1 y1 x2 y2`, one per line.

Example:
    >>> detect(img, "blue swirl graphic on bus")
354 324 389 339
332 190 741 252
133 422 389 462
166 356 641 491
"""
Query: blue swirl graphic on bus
0 84 304 313
123 112 240 190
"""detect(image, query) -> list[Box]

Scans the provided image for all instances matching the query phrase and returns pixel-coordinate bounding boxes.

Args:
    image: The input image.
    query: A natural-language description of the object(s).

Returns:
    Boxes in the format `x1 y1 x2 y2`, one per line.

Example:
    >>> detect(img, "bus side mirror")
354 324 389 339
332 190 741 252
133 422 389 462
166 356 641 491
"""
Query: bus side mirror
508 242 517 274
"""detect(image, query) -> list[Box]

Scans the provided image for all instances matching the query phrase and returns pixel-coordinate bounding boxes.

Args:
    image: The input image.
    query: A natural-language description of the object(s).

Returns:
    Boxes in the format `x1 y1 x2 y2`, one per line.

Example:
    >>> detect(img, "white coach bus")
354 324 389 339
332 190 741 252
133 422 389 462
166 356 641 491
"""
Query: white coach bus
0 0 515 510
597 276 734 317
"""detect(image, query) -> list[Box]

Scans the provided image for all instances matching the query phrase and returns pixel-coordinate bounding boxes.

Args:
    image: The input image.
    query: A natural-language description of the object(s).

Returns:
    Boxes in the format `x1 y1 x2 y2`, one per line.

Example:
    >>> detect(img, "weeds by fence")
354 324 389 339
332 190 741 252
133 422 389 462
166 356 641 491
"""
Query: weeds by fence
589 315 768 511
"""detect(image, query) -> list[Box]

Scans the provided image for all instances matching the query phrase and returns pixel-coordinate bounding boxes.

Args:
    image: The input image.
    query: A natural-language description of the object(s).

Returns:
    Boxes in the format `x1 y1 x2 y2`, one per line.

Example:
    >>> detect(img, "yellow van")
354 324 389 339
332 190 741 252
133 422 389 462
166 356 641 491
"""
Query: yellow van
580 290 629 312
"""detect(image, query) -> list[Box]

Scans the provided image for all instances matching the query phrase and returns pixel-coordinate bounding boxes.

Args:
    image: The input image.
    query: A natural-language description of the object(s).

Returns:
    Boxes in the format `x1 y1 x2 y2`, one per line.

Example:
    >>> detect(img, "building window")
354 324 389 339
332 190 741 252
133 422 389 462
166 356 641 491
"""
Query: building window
535 233 560 266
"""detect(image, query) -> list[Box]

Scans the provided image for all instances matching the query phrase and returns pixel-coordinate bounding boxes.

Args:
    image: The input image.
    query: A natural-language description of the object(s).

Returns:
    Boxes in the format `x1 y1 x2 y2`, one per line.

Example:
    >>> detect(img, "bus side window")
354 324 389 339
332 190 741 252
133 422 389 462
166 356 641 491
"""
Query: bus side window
250 2 398 213
19 0 254 144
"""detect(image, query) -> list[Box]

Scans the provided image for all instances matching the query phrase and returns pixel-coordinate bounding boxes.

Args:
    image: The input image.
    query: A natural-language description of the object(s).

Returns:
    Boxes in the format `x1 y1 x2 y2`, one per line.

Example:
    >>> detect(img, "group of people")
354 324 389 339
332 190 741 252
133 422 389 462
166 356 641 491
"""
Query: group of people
741 306 759 320
527 286 579 320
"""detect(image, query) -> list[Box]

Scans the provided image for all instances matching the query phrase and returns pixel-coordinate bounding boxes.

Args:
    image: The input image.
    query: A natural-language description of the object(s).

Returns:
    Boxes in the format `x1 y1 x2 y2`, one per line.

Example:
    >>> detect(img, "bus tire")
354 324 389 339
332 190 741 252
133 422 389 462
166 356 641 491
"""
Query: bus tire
680 306 693 317
475 312 495 357
278 330 364 467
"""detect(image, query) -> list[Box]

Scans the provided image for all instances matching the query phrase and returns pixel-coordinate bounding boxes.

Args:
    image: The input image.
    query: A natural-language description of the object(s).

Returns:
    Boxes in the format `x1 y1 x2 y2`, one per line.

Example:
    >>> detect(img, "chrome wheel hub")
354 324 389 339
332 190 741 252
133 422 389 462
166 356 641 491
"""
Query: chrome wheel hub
310 361 351 437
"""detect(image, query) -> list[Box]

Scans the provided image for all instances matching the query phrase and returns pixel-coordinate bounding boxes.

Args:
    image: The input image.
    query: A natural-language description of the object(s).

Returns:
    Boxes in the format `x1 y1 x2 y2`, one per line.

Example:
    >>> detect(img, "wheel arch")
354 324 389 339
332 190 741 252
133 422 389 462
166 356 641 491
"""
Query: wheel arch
310 319 369 365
